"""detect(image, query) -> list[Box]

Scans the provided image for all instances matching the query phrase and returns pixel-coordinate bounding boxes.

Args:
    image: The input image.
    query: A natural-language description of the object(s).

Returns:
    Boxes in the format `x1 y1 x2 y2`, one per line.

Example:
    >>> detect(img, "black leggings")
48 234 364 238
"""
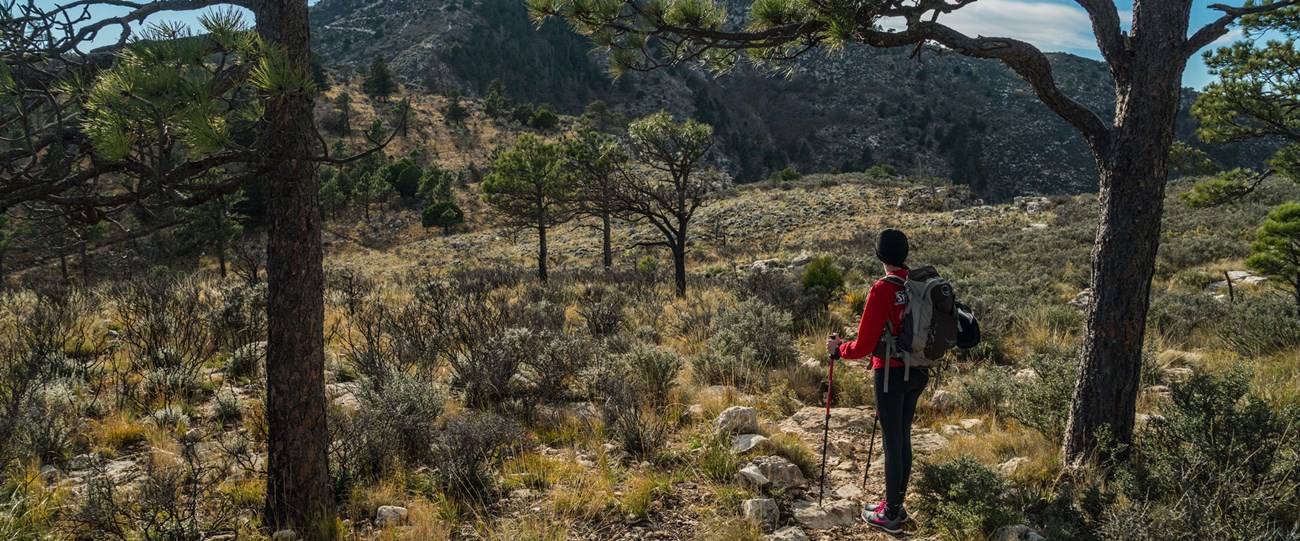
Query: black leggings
875 366 929 508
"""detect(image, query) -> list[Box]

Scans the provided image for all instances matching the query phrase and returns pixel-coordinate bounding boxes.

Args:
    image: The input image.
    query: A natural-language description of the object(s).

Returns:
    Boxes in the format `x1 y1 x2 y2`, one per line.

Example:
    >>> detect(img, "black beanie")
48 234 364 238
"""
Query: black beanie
875 228 909 266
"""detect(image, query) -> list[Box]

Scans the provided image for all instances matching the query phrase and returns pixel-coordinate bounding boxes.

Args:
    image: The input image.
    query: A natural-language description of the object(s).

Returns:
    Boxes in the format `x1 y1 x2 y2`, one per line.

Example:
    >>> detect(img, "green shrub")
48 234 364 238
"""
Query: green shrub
1147 290 1229 343
1218 294 1300 356
224 341 264 382
1171 269 1219 291
954 366 1011 415
693 349 764 389
577 285 626 337
522 332 593 402
421 200 465 233
211 389 243 425
450 327 530 408
433 412 530 501
800 256 845 311
623 345 683 411
1104 370 1300 540
1008 351 1075 440
709 300 797 370
357 374 444 467
913 456 1020 539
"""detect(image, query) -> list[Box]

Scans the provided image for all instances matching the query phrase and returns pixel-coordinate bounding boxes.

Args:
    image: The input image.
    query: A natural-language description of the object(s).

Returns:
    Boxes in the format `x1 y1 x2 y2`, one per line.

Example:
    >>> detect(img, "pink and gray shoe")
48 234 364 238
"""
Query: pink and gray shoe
862 501 908 534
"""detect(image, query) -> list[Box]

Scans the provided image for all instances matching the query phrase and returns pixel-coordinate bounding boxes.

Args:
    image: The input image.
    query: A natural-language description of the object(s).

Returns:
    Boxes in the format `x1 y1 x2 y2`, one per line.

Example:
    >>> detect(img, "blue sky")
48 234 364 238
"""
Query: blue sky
33 0 1258 89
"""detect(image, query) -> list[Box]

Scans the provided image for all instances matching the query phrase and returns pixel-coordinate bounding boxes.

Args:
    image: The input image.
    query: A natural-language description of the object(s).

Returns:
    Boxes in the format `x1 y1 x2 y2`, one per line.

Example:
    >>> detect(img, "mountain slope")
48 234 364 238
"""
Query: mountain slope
309 0 1270 200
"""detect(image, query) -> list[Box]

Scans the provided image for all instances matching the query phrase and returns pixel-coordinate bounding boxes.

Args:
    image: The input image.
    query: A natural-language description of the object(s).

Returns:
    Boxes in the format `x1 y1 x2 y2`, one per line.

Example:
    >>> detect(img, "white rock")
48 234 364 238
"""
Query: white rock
749 455 806 490
959 418 985 431
742 498 779 531
992 524 1047 541
766 526 810 541
733 434 770 454
375 505 408 528
833 438 853 457
998 457 1030 476
751 259 782 272
1069 288 1092 308
940 424 967 436
911 430 950 454
736 466 770 490
802 358 822 370
271 531 299 541
833 483 863 500
714 406 759 435
791 252 814 267
792 499 858 529
1163 367 1194 383
930 390 955 411
686 404 706 421
1012 368 1039 383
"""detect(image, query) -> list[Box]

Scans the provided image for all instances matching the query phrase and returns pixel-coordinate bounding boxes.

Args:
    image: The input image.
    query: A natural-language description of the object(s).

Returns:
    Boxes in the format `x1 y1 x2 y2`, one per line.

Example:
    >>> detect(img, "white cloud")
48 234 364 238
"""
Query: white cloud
878 0 1100 53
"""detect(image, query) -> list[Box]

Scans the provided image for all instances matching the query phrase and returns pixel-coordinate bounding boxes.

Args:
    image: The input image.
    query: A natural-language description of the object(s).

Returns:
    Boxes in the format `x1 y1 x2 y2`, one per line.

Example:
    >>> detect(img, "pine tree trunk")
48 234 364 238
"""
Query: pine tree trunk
671 238 687 297
60 253 68 284
256 0 335 535
217 233 228 279
1063 10 1187 466
538 224 548 283
601 211 613 273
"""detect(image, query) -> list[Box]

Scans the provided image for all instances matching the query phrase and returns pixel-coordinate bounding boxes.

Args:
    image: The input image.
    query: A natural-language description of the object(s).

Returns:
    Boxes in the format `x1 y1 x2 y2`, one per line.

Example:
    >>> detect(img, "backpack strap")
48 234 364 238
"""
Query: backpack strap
881 275 905 288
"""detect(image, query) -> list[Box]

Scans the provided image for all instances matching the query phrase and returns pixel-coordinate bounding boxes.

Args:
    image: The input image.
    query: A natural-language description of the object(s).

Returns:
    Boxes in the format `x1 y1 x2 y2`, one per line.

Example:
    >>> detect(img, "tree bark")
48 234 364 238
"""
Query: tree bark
255 0 335 535
1062 2 1189 467
538 224 548 283
217 232 228 279
671 238 687 297
60 253 68 284
601 211 613 274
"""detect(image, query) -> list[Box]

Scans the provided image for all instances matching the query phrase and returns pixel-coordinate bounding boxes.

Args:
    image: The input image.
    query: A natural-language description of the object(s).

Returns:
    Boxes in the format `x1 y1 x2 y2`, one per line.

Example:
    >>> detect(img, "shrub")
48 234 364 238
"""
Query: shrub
1103 370 1300 540
593 350 679 458
209 281 267 355
211 389 243 426
800 256 846 311
358 374 444 466
522 332 593 402
913 456 1020 539
697 435 744 483
709 300 797 370
450 327 531 408
623 345 684 411
1147 290 1228 343
692 349 764 389
432 411 530 501
578 285 626 337
1008 351 1075 440
1218 294 1300 356
421 201 465 233
224 341 265 382
954 366 1011 415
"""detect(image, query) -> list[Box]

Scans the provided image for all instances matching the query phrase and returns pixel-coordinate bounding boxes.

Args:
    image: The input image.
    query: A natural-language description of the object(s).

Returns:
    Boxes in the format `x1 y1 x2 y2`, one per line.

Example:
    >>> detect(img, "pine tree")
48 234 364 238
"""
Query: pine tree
562 129 627 272
482 134 576 282
483 79 511 119
421 200 465 234
362 54 398 102
443 92 470 125
1247 203 1300 310
334 91 352 134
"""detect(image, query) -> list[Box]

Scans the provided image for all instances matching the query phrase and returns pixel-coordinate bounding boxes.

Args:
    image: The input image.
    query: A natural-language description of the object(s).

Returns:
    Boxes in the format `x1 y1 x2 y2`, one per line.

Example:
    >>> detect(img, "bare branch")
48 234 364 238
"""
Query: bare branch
1188 1 1300 55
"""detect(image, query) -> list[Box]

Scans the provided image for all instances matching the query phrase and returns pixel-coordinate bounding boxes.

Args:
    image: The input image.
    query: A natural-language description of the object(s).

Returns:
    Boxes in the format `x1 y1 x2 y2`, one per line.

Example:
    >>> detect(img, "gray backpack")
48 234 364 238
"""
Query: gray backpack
877 266 960 391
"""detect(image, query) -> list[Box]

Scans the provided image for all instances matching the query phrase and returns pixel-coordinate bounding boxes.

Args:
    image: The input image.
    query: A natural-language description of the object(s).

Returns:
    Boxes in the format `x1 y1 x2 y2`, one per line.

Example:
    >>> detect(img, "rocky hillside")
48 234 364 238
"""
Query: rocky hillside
308 0 1272 200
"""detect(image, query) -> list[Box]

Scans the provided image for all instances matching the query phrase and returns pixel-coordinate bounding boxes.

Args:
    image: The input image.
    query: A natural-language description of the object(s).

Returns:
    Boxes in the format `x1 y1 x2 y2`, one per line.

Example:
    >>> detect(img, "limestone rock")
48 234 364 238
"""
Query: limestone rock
959 418 985 431
1012 368 1039 383
792 499 858 529
375 505 409 528
911 430 950 454
742 498 779 531
715 406 759 435
749 455 806 490
791 252 813 267
998 456 1030 476
736 465 771 490
1069 288 1092 308
766 526 809 541
992 524 1047 541
272 531 299 541
733 434 770 454
1163 367 1194 384
833 483 863 500
929 390 955 411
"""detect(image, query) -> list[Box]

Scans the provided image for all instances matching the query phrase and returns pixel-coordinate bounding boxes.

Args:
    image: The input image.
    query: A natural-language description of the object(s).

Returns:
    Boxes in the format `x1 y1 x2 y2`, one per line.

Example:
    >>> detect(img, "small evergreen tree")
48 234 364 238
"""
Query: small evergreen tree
419 165 456 202
483 79 511 119
362 54 398 102
392 97 412 136
443 92 470 125
177 193 244 278
422 200 465 234
1246 202 1300 310
562 129 627 272
482 135 576 282
334 91 353 135
531 104 559 131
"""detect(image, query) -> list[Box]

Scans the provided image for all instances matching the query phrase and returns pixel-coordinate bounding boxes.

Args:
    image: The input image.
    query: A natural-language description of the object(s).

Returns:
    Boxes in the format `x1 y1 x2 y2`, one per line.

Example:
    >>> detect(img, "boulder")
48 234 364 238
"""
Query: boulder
911 430 950 454
749 455 806 490
271 531 299 541
791 252 814 267
766 526 810 541
833 483 863 501
736 466 771 490
992 524 1047 541
958 418 985 431
375 505 409 528
1163 367 1195 384
733 434 770 454
998 457 1030 476
792 499 858 529
929 390 955 411
1068 288 1093 308
751 259 783 272
742 498 779 531
715 406 760 435
1012 368 1039 384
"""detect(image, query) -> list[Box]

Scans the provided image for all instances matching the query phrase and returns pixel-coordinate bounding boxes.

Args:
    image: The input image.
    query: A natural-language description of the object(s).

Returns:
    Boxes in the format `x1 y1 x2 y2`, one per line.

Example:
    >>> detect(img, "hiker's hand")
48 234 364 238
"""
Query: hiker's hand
826 333 842 359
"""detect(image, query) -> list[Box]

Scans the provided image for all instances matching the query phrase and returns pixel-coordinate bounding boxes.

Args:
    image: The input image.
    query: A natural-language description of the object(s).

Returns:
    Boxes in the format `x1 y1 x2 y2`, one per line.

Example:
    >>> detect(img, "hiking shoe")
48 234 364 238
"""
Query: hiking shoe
866 501 910 523
863 504 905 534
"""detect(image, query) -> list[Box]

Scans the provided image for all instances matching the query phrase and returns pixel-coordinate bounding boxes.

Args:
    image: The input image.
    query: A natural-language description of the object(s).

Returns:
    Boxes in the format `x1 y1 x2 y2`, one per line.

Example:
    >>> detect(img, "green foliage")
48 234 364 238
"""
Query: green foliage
1218 294 1300 356
418 164 457 202
362 54 398 101
769 166 801 182
530 104 560 131
333 91 353 134
421 201 465 234
482 134 575 229
1246 202 1300 308
799 255 845 310
954 366 1011 416
378 159 423 198
913 456 1021 539
1168 140 1220 178
1106 370 1300 540
483 79 512 118
1181 168 1265 208
432 411 530 501
1008 351 1075 440
695 300 797 388
442 92 470 124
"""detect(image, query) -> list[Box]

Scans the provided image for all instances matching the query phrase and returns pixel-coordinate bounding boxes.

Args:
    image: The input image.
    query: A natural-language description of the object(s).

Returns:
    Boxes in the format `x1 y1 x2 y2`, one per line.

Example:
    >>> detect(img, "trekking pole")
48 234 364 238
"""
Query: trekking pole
818 336 837 507
861 410 879 491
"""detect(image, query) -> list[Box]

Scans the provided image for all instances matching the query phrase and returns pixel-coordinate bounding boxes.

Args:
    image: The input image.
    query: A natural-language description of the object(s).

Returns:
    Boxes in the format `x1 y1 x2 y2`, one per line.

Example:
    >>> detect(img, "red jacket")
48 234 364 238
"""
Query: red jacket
838 268 908 370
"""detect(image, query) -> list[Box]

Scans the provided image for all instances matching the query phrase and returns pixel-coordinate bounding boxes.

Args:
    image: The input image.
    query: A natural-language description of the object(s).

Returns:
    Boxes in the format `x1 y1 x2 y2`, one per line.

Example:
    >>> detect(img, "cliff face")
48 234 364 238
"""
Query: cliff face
309 0 1271 200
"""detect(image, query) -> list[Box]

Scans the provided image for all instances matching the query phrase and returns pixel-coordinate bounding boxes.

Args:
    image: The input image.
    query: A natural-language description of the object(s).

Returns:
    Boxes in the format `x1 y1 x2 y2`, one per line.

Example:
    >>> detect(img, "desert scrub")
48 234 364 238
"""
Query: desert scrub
1103 370 1300 540
1218 294 1300 356
1146 289 1228 345
620 473 671 519
577 284 627 337
1008 351 1076 441
694 300 797 388
954 366 1011 416
432 411 530 501
913 455 1021 539
696 435 744 483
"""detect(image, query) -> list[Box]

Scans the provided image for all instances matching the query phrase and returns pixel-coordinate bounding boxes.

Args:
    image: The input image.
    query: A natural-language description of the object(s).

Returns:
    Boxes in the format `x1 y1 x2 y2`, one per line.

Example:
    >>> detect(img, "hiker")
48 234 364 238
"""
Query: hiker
826 228 924 534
